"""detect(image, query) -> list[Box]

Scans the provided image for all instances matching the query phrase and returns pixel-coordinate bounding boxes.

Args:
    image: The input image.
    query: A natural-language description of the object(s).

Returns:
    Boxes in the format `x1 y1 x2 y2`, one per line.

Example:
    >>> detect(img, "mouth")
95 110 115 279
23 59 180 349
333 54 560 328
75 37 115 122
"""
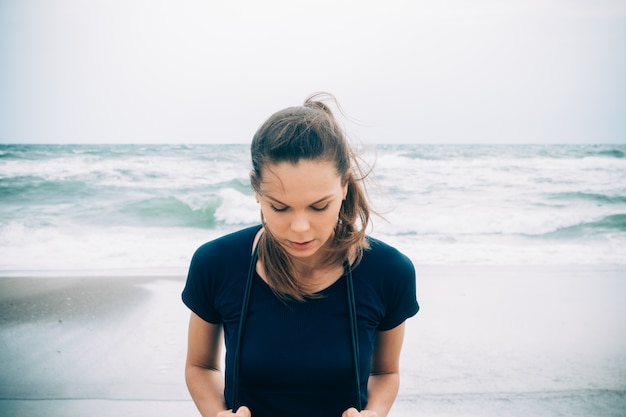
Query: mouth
288 240 314 251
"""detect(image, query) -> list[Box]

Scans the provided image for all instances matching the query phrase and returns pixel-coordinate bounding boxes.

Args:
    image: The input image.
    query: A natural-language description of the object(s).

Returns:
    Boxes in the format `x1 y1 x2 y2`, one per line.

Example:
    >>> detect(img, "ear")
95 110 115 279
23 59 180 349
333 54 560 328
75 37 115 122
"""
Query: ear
250 171 260 203
342 170 351 200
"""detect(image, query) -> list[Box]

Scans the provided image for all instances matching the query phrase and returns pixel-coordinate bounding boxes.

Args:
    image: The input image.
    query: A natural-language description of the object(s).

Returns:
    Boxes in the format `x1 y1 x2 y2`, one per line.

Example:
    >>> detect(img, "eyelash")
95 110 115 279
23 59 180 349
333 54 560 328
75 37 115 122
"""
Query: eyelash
312 204 330 212
270 205 288 213
269 204 329 213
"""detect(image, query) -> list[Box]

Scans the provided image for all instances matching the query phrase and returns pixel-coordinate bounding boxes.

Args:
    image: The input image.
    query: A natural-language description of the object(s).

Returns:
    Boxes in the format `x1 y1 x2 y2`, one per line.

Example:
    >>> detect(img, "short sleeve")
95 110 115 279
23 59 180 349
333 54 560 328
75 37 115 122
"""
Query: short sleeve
363 238 419 331
182 242 223 324
374 243 419 331
181 226 261 325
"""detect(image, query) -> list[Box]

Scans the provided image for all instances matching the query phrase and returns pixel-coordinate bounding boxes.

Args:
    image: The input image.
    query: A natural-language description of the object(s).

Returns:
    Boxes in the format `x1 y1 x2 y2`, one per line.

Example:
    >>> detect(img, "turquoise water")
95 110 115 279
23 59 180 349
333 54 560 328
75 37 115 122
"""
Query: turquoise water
1 143 625 275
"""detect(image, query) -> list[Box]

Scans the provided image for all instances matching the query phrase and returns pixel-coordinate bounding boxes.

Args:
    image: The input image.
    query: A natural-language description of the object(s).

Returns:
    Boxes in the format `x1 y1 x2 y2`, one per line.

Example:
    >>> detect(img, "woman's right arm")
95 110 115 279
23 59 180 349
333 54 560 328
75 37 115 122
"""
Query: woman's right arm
185 312 232 417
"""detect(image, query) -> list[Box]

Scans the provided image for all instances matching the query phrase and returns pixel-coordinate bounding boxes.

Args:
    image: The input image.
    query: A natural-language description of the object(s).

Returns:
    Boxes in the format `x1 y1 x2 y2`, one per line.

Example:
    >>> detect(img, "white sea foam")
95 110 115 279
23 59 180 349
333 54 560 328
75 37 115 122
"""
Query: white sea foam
215 188 259 225
1 144 625 275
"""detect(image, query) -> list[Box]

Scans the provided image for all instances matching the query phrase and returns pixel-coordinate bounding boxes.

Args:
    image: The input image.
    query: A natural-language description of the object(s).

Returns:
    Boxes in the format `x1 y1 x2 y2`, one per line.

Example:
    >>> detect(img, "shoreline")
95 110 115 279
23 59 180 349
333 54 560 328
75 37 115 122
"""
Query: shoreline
1 265 625 416
2 261 624 278
0 275 181 324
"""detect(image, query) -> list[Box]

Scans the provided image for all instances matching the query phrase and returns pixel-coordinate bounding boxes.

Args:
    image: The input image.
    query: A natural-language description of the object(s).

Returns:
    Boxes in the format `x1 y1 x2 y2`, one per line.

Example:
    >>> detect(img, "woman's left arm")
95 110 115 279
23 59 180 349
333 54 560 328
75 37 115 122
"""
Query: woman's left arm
343 322 407 417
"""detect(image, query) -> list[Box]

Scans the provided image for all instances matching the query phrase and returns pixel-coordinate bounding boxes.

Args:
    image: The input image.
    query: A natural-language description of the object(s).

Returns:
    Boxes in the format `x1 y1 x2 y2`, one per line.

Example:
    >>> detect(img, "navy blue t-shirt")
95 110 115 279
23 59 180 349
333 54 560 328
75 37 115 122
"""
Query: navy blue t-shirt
182 225 419 417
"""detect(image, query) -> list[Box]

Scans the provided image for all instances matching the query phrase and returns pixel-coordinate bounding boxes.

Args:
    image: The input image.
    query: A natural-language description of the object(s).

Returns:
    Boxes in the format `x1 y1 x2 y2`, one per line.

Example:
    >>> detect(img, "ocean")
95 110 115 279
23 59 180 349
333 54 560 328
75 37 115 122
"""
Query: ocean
1 143 625 276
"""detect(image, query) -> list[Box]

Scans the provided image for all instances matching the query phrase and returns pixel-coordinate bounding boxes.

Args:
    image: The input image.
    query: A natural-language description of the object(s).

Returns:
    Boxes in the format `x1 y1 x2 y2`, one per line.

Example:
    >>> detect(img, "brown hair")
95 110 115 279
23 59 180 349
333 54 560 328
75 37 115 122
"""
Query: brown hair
250 93 371 301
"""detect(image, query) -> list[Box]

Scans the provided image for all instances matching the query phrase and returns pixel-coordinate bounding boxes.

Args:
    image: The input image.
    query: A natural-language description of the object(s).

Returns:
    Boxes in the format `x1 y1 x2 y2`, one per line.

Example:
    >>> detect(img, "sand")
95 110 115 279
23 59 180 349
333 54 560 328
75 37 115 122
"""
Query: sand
397 265 626 417
1 265 625 416
0 276 195 416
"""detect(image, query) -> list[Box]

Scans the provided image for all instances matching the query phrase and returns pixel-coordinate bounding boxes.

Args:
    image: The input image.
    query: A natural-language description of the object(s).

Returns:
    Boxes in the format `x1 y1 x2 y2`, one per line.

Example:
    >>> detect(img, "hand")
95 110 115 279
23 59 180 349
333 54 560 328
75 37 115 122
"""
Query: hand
217 405 251 417
342 408 377 417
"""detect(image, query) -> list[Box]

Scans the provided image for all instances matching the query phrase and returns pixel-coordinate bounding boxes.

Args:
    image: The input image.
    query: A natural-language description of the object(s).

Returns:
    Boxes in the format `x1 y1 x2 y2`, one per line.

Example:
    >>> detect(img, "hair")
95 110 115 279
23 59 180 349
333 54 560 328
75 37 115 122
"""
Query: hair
250 92 372 301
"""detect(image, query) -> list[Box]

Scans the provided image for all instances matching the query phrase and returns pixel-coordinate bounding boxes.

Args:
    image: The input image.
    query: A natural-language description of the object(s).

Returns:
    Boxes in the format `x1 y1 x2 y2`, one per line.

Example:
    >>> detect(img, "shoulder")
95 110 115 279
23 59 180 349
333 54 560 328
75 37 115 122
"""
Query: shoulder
183 225 261 323
356 236 416 299
191 225 261 266
357 236 419 329
360 236 415 276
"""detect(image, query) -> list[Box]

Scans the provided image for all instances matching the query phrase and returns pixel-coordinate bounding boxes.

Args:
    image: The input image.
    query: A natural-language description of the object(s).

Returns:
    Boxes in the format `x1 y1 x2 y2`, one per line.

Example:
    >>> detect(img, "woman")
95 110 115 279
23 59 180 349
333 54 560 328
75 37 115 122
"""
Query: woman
182 93 419 417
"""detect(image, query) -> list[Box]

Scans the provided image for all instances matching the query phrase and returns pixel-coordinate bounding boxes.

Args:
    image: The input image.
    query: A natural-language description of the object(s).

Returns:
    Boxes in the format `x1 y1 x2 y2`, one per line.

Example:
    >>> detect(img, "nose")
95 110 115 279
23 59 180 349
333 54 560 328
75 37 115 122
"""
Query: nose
290 212 310 233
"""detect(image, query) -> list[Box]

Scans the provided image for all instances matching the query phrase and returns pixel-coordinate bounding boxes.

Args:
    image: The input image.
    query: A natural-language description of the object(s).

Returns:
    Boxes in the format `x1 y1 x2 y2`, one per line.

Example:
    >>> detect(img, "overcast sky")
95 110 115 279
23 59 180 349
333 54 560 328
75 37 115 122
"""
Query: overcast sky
1 0 625 144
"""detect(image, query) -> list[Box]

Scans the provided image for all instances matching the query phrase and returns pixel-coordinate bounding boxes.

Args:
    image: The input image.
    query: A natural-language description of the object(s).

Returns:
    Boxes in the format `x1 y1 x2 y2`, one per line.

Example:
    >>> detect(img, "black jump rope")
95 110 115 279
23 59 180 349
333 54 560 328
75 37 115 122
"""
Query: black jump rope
231 243 362 411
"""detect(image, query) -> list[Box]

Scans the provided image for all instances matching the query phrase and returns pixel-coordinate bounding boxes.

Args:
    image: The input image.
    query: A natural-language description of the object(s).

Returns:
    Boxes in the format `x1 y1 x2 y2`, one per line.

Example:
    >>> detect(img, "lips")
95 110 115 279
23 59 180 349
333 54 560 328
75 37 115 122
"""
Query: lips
288 240 314 251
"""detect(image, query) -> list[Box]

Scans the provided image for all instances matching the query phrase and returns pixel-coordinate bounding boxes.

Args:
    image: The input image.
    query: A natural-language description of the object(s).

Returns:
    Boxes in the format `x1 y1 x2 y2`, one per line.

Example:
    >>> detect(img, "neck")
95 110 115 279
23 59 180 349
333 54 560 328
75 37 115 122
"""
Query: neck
294 261 346 293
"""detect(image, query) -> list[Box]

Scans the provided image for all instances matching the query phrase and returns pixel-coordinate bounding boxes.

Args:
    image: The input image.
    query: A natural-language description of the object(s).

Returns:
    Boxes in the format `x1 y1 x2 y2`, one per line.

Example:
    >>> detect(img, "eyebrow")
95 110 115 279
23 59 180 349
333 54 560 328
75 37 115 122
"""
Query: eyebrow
263 194 335 207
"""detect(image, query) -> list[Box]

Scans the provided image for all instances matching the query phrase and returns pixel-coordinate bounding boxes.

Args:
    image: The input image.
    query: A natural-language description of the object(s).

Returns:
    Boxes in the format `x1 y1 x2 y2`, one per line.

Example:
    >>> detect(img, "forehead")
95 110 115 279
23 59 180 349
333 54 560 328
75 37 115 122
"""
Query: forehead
260 159 342 197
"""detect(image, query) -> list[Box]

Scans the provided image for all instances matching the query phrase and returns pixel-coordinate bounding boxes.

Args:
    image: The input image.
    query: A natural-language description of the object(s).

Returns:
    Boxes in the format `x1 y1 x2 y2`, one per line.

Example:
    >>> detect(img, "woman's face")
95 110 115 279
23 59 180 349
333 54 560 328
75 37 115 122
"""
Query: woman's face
255 159 348 264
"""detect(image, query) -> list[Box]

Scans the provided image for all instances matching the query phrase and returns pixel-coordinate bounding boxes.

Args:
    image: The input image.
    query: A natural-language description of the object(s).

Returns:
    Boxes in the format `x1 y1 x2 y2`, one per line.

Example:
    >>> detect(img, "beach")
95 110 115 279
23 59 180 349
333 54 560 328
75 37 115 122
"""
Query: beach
401 265 626 417
0 275 195 416
1 265 625 417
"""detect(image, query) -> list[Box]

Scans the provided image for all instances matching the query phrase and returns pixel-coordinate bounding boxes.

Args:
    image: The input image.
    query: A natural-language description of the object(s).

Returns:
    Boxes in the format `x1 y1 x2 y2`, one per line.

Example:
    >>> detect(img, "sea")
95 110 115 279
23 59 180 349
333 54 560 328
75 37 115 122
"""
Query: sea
0 143 625 276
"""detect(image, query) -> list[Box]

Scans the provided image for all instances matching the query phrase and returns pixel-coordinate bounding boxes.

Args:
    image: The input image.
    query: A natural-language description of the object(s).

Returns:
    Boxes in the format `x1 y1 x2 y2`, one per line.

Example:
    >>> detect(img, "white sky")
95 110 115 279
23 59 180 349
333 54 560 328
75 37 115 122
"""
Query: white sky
1 0 625 144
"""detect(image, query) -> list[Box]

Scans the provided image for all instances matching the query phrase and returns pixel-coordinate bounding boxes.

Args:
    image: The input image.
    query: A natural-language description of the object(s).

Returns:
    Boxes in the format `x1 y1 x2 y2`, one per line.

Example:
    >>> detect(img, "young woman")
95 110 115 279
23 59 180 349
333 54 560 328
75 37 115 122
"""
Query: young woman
182 93 419 417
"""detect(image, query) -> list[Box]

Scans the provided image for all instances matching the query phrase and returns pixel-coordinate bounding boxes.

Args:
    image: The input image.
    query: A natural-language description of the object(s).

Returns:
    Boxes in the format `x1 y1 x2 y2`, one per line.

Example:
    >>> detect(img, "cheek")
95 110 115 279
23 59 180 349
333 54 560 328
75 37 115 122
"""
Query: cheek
259 205 278 223
259 205 289 230
320 205 342 225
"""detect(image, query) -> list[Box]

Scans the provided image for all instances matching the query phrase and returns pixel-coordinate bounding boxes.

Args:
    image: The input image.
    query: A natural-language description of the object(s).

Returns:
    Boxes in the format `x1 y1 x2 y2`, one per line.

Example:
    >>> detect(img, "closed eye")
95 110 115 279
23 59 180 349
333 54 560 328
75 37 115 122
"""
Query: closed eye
270 204 288 212
311 203 330 212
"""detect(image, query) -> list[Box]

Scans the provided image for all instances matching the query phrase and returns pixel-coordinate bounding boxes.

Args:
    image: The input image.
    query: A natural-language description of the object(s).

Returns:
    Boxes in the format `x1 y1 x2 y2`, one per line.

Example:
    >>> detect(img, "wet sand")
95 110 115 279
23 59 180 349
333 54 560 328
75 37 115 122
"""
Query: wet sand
1 265 625 416
0 276 195 416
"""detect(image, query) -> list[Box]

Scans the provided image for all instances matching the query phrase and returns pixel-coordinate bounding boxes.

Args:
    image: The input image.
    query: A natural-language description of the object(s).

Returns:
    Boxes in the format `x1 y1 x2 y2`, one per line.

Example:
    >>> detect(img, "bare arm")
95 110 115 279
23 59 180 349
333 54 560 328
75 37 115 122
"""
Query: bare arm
344 322 407 417
185 312 230 417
